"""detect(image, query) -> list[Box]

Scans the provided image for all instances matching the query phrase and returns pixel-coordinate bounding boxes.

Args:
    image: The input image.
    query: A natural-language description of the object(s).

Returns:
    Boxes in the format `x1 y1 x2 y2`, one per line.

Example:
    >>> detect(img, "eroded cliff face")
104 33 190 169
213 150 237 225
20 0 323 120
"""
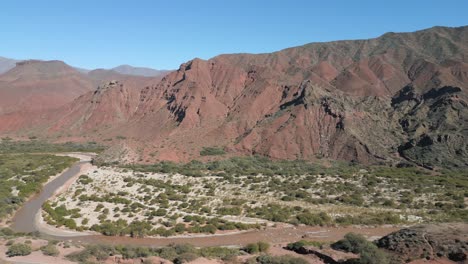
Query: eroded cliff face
118 26 466 167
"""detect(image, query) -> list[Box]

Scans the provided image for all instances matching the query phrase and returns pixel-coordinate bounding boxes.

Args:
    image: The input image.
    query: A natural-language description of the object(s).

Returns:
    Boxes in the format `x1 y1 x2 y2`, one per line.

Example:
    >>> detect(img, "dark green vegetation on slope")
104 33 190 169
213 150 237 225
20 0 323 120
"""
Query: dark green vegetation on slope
122 156 359 177
0 139 105 153
0 153 78 220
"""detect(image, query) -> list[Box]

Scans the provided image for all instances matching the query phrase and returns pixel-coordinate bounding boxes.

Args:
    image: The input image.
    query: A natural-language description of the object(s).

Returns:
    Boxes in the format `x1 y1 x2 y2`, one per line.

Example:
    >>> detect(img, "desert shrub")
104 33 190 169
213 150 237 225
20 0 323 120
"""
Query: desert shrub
174 223 186 233
331 232 390 263
244 243 260 254
0 228 15 237
296 211 331 226
66 244 115 262
337 193 365 206
6 243 32 257
257 241 270 252
41 243 60 256
286 240 326 251
158 247 178 260
244 242 270 254
356 243 390 264
173 244 196 255
286 240 306 251
255 254 309 264
332 233 369 253
78 175 93 185
217 206 242 216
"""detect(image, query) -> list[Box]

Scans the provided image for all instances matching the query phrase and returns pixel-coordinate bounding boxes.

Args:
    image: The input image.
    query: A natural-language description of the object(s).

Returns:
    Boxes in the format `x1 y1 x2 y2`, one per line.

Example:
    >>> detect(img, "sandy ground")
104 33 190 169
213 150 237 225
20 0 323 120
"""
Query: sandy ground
74 225 399 247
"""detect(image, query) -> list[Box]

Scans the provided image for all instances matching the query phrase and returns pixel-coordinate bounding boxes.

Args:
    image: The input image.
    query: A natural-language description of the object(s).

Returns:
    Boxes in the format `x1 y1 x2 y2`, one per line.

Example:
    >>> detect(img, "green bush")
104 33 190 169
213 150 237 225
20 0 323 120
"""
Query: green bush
332 233 369 253
6 243 32 257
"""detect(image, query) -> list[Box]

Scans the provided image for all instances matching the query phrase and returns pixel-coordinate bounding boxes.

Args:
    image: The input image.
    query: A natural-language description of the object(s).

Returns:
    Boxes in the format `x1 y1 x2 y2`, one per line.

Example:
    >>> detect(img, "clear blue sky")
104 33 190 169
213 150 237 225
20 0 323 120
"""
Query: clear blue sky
1 0 467 70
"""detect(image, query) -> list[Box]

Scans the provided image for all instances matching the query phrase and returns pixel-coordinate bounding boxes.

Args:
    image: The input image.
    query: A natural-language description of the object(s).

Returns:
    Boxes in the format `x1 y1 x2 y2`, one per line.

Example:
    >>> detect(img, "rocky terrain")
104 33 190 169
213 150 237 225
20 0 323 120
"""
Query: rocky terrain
377 223 468 263
0 26 467 168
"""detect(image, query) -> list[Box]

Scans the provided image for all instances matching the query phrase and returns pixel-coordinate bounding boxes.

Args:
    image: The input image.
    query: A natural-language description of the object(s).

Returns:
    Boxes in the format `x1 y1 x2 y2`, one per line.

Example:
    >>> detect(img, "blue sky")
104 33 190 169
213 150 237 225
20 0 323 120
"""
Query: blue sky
1 0 467 70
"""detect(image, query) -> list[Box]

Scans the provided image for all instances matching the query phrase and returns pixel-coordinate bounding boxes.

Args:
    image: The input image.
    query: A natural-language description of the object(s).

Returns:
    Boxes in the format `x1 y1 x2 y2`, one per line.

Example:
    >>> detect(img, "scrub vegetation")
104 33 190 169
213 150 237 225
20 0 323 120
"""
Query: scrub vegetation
0 153 78 220
46 156 467 237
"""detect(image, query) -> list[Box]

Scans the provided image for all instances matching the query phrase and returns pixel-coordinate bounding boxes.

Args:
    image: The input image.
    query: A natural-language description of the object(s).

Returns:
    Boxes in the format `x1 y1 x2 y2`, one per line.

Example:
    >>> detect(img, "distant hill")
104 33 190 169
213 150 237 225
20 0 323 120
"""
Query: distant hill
0 60 94 114
111 64 169 77
0 56 19 74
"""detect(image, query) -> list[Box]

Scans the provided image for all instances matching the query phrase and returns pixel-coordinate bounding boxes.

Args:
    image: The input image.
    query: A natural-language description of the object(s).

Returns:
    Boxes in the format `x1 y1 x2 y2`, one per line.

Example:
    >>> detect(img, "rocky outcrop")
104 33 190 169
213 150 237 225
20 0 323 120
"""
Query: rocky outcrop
376 224 468 263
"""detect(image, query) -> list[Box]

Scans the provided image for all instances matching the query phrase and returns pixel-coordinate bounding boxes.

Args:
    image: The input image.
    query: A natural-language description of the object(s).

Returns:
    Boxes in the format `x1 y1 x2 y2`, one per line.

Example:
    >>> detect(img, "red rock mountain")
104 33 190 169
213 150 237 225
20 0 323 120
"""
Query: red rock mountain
1 26 467 168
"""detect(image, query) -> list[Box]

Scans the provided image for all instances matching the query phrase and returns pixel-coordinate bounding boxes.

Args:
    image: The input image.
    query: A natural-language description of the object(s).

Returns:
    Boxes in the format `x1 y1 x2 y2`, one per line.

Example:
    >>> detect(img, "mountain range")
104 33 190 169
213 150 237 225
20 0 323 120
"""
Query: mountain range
0 26 466 169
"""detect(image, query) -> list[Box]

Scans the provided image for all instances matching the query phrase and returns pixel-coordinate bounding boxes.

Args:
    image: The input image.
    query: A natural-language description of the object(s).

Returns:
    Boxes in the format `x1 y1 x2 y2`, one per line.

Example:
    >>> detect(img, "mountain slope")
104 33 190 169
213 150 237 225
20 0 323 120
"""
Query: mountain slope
0 26 466 168
125 26 467 167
